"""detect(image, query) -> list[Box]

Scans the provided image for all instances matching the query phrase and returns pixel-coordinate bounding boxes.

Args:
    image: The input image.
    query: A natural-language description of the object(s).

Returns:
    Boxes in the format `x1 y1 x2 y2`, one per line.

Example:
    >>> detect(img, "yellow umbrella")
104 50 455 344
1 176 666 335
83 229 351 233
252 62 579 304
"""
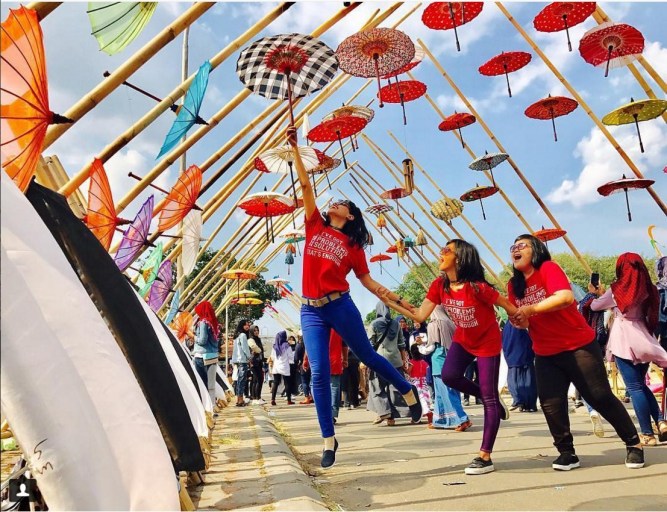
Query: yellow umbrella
602 98 667 153
222 268 258 299
430 197 464 222
234 297 264 306
236 289 259 299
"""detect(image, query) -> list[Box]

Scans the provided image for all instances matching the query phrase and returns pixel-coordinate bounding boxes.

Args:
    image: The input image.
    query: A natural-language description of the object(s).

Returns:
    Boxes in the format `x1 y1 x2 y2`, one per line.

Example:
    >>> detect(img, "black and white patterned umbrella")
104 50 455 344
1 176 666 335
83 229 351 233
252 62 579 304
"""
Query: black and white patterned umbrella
237 33 339 128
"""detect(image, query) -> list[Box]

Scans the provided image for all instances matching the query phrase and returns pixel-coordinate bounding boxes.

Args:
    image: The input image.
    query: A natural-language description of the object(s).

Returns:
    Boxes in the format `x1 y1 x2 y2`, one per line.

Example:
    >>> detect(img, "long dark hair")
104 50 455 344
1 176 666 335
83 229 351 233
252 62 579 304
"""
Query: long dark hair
443 239 490 292
234 318 249 337
324 200 369 249
250 324 263 349
509 234 552 299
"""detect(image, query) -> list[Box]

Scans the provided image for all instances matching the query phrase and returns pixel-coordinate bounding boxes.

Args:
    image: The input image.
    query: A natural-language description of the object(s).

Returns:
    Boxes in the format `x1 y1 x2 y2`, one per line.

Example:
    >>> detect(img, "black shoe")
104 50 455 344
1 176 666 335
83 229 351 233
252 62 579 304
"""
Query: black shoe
499 399 510 421
408 385 423 423
552 452 580 471
509 403 522 411
464 457 495 475
625 447 645 469
463 399 470 406
333 417 337 424
321 438 339 469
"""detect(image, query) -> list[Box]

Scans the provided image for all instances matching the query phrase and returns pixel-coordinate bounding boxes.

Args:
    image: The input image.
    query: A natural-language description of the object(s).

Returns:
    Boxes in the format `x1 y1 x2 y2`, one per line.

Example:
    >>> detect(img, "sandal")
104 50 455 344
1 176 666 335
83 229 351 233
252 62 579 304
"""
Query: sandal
658 421 667 443
386 419 396 426
640 433 657 446
454 419 473 432
373 415 389 425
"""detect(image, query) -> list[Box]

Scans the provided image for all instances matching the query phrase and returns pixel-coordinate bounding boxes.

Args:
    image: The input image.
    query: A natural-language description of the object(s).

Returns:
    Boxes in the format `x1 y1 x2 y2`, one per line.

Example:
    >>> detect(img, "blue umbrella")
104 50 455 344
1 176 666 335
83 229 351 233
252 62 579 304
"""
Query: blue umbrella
157 60 212 159
164 289 181 325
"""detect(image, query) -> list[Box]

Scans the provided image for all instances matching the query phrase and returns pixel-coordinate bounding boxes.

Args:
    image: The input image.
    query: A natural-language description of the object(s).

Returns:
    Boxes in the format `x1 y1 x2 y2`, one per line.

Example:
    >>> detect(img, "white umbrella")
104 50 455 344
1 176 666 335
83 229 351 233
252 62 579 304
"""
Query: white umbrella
181 209 203 275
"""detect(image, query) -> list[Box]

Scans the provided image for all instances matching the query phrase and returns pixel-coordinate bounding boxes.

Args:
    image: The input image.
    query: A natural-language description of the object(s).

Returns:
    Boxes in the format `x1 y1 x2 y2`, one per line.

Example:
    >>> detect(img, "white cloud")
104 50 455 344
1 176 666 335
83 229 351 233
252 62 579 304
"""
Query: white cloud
642 40 667 85
546 121 667 207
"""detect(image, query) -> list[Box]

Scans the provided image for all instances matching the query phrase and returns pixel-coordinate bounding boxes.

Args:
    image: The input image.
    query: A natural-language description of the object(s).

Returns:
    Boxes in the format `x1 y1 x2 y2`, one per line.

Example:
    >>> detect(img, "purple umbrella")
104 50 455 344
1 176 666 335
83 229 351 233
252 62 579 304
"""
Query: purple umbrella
114 195 154 271
148 259 172 312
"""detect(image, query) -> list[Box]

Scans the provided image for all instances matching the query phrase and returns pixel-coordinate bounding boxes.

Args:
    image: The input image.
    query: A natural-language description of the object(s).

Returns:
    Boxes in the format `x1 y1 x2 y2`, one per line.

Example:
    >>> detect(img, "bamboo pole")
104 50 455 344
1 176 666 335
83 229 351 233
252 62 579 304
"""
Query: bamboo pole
419 37 596 273
44 2 215 149
493 5 667 219
26 2 61 19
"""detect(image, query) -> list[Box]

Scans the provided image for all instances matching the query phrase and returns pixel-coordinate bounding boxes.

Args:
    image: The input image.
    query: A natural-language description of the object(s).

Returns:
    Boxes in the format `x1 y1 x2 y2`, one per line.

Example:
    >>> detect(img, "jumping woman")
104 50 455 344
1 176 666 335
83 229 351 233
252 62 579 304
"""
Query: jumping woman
384 239 517 475
288 126 422 469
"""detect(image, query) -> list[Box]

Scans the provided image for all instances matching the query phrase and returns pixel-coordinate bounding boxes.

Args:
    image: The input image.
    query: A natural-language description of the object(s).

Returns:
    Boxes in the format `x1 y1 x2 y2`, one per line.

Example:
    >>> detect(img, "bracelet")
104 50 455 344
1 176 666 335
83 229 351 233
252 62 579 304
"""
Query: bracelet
396 296 403 306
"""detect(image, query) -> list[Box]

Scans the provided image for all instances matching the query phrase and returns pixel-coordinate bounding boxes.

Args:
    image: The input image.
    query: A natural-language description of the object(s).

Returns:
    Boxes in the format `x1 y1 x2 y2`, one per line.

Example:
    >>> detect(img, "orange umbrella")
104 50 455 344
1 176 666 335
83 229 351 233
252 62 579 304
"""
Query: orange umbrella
84 158 129 250
157 164 203 231
222 268 258 300
1 6 72 192
460 184 499 220
533 226 567 243
171 311 194 342
370 253 392 274
380 187 410 214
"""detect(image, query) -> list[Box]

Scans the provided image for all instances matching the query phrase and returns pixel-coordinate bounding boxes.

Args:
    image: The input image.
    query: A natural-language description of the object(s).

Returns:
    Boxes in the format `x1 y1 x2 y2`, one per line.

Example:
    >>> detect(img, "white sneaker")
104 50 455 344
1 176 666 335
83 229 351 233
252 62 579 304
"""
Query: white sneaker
590 412 604 438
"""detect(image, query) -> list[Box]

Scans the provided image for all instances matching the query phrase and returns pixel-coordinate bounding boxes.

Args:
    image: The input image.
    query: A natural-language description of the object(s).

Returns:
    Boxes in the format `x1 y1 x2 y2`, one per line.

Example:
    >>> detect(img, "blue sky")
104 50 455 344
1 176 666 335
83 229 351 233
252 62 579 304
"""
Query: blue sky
3 1 665 336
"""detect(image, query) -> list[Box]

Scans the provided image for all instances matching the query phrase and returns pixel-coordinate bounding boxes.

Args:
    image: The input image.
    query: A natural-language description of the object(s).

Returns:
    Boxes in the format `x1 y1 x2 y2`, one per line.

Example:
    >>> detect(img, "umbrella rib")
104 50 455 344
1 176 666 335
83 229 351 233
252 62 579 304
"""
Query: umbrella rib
0 62 49 116
0 23 47 109
91 3 141 35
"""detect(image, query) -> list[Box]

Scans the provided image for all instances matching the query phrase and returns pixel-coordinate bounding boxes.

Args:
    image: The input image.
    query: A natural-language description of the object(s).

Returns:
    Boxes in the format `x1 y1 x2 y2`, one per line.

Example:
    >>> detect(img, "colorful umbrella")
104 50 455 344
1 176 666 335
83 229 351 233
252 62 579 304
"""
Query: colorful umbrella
233 297 264 306
148 259 173 312
468 151 509 187
87 2 157 55
421 2 484 52
533 226 567 244
181 209 202 276
579 22 644 77
157 164 203 232
601 98 667 154
380 187 410 214
365 203 394 216
282 228 305 244
524 94 579 142
114 195 154 271
381 47 426 79
322 105 375 152
307 149 340 194
238 189 295 242
370 253 392 274
222 268 258 300
460 184 498 220
597 174 655 222
235 289 259 299
237 33 338 128
1 6 72 192
478 51 532 98
438 111 476 149
255 145 318 205
385 244 401 265
84 158 129 250
267 277 289 287
156 60 212 159
378 80 427 125
336 28 415 108
307 116 368 169
533 2 596 52
430 197 464 222
164 289 181 326
171 311 194 342
135 242 163 296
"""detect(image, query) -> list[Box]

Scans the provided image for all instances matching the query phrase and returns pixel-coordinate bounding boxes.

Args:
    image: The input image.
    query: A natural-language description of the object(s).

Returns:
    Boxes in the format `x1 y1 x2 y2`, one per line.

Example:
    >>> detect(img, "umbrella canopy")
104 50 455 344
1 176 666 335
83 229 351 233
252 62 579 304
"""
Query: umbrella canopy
181 209 202 276
323 104 375 123
307 116 368 168
579 22 644 77
148 260 173 312
533 226 567 242
468 151 509 187
238 190 295 242
135 242 163 296
601 98 667 153
306 149 340 194
1 6 72 192
235 289 259 299
533 2 596 51
87 2 157 55
380 187 410 214
479 51 532 98
366 203 394 216
525 94 579 142
156 60 211 159
430 197 464 222
237 33 338 128
114 195 154 271
233 297 263 306
438 111 477 149
381 47 426 78
267 277 289 286
255 145 318 205
222 268 258 301
460 184 499 220
421 2 484 52
597 174 655 222
282 229 305 244
164 289 181 326
336 28 415 108
85 158 129 250
378 80 427 125
370 253 392 274
171 311 194 342
157 164 203 232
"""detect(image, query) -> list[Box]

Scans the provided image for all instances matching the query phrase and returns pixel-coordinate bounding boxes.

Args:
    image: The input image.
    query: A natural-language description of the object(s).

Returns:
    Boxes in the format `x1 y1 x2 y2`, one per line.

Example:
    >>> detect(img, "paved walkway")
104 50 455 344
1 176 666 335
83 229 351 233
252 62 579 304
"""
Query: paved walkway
198 394 667 510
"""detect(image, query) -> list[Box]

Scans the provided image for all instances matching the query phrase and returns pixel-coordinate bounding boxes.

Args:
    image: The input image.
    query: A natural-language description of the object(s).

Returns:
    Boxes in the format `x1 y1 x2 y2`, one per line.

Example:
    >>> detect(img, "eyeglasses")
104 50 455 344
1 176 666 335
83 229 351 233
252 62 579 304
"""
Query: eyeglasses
330 199 351 209
509 242 530 253
440 246 453 255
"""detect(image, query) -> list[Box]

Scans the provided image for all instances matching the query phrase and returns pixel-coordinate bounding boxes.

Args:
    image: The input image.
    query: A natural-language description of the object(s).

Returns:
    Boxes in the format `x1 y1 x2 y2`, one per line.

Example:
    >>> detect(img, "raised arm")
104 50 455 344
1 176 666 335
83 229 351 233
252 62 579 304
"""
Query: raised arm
287 126 317 220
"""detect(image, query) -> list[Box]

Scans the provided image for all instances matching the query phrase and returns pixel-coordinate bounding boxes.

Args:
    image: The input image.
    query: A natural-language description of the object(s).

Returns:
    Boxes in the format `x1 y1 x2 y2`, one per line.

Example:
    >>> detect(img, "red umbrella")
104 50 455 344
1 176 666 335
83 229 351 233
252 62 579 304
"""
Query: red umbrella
597 174 655 222
378 80 427 125
533 226 567 242
238 189 296 242
421 2 484 52
460 184 499 220
579 22 644 78
439 112 476 149
381 47 426 79
533 2 597 52
308 149 340 194
307 116 368 169
479 51 532 98
370 253 392 274
336 28 415 108
380 187 410 214
524 94 579 142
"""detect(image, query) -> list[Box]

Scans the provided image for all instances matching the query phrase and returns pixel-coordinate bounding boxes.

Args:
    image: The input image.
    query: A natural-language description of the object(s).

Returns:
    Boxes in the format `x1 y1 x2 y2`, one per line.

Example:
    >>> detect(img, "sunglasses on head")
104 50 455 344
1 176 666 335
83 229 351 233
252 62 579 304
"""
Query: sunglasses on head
509 242 530 253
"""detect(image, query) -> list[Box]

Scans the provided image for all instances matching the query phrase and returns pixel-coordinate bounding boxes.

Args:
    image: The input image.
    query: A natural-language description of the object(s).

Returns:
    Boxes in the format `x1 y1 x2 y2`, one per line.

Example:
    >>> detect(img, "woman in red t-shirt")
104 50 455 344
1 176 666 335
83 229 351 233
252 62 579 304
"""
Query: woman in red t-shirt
508 234 643 471
288 127 422 470
386 239 517 476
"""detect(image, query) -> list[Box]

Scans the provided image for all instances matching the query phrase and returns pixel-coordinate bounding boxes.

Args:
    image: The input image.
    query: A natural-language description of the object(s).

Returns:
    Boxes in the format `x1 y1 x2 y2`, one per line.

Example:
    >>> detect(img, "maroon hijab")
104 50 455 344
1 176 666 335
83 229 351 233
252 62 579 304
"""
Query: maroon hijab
611 253 659 332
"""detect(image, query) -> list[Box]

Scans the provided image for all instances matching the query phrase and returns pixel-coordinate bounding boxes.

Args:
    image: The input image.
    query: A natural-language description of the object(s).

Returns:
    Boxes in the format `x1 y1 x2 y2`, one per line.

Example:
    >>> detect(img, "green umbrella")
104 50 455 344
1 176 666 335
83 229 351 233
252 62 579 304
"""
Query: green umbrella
88 2 157 55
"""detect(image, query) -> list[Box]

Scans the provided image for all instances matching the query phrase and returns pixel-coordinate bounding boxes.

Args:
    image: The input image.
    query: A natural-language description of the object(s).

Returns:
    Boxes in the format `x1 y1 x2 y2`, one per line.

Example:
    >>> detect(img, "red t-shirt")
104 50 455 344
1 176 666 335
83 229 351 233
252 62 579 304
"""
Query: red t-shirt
302 208 369 298
409 359 429 379
425 278 501 357
507 261 594 356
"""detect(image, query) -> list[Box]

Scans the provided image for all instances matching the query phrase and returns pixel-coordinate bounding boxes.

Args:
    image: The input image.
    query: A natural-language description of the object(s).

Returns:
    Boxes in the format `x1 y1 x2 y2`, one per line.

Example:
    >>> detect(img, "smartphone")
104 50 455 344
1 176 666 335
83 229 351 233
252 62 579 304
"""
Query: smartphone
591 272 600 287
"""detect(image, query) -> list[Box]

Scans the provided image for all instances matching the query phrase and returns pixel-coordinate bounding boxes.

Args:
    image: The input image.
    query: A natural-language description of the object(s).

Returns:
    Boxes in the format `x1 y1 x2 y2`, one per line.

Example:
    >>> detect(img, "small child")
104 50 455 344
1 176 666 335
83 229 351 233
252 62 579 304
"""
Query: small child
409 344 433 426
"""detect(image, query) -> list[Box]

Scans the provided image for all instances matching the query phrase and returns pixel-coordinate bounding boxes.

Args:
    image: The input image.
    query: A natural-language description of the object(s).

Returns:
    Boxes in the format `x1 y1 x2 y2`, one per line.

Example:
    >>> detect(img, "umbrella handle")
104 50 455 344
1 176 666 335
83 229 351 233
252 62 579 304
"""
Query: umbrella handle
604 45 613 78
311 172 318 197
285 71 297 127
624 188 632 222
633 114 645 153
550 108 558 142
374 54 384 108
562 15 572 52
503 64 512 98
448 3 461 52
457 126 465 149
399 92 407 125
325 169 332 190
479 197 487 220
270 214 276 243
337 132 348 169
128 171 169 194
